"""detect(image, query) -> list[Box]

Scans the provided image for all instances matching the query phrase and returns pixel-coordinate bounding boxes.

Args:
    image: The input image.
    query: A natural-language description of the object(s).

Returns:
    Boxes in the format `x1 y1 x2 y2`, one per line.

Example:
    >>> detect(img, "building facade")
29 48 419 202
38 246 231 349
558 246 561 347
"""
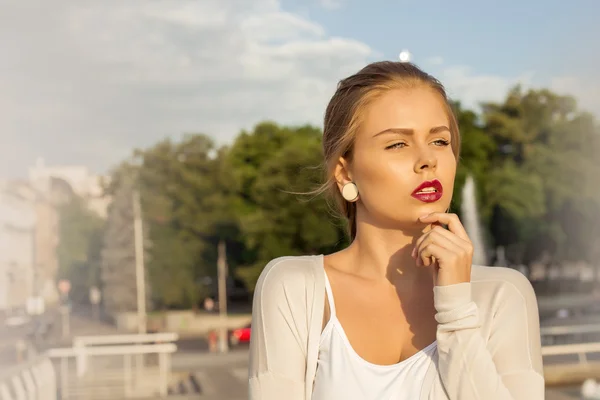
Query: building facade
0 181 36 312
0 159 109 312
29 157 109 218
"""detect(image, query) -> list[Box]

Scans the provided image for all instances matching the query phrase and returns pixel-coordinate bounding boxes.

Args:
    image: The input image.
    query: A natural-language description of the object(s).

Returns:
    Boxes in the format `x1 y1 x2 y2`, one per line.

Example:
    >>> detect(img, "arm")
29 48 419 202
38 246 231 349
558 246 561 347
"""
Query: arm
434 277 545 399
248 259 308 399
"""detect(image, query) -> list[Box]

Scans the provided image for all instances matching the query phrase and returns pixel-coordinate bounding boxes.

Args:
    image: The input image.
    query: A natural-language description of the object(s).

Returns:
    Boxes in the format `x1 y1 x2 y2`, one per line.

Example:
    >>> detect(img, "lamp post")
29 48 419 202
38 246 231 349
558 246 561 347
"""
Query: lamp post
133 190 146 335
217 240 229 353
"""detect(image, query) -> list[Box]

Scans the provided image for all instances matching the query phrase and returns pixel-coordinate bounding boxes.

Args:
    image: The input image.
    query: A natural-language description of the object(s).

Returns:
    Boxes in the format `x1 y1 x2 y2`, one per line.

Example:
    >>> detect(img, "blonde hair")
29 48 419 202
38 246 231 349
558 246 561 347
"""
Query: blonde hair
321 61 461 240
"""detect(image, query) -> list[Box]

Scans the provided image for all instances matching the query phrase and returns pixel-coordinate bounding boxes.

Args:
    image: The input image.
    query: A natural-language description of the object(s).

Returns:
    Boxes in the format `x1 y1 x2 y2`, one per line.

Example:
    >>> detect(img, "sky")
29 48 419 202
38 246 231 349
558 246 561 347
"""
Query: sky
1 0 598 178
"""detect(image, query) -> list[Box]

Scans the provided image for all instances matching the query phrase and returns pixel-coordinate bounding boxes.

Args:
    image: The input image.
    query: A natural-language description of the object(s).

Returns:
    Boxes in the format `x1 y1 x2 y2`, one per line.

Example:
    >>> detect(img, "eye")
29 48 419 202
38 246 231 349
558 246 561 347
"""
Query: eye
385 142 406 150
433 139 450 147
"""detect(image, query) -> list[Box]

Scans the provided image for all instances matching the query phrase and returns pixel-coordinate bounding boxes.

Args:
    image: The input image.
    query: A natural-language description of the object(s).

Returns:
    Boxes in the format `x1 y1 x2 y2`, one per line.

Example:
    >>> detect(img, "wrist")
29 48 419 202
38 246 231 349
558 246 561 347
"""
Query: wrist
433 282 472 313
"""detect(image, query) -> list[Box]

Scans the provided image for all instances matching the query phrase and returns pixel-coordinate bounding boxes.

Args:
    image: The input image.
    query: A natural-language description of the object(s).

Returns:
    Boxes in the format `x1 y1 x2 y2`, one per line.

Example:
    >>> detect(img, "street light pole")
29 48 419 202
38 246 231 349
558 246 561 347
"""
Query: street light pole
133 190 146 334
217 239 229 353
133 189 147 386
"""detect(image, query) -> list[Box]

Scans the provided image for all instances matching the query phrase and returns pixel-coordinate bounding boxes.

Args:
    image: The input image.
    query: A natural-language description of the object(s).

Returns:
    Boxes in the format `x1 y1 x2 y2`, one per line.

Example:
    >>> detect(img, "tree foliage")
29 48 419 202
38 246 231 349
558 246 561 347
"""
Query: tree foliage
56 195 104 304
100 166 152 314
481 87 600 264
60 86 599 309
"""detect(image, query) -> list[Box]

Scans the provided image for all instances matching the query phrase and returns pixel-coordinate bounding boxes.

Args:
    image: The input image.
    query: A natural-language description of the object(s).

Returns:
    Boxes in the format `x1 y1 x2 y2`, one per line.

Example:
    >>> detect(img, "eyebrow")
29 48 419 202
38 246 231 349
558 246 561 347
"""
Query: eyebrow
373 125 450 137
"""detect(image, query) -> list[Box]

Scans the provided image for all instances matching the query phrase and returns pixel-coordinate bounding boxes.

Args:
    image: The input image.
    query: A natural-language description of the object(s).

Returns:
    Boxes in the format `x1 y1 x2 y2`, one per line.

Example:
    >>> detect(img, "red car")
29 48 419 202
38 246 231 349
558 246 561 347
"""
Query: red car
229 323 251 346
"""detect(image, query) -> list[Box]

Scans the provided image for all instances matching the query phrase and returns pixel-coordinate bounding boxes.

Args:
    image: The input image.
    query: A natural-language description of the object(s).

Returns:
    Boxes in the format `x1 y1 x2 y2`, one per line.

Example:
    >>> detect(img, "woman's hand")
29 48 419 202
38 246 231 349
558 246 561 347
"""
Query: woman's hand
411 212 473 286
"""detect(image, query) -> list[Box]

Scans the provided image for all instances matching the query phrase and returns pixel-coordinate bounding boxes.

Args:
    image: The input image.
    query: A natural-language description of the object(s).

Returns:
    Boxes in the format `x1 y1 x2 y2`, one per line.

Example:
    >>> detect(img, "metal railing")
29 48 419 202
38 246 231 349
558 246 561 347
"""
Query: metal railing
541 323 600 364
0 333 178 400
73 333 178 347
48 343 176 398
542 341 600 364
541 323 600 337
0 355 57 400
71 333 178 377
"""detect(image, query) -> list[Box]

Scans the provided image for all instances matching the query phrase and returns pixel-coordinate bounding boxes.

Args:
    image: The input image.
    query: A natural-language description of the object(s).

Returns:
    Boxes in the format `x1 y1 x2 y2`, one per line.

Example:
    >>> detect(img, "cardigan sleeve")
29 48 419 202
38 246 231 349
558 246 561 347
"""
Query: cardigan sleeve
248 258 309 399
433 269 545 399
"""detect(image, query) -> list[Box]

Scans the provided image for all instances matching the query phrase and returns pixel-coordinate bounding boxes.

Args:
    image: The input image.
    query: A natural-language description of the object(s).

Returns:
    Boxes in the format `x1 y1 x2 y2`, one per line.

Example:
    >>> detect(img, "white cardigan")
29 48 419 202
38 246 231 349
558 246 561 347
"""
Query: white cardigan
248 255 544 399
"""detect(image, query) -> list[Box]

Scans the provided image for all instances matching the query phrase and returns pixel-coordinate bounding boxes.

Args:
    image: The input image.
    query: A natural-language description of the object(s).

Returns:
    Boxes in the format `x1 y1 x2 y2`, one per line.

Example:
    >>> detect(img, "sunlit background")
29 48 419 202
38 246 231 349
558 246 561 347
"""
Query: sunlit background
1 1 600 399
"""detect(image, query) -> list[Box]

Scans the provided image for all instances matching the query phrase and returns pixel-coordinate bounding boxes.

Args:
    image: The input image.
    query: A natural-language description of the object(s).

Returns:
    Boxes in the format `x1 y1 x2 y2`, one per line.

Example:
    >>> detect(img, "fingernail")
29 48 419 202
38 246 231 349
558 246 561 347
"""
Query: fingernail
411 248 416 258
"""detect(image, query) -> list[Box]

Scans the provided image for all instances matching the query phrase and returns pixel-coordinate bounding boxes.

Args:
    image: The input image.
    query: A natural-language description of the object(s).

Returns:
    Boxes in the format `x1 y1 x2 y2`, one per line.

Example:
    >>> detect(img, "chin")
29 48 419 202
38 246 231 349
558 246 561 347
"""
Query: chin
413 203 447 218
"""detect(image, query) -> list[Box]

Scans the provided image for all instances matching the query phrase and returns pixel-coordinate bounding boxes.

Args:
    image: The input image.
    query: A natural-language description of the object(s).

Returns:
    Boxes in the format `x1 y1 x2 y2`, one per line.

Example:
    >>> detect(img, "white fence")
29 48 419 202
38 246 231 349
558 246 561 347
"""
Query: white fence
0 333 178 400
0 356 56 400
541 323 600 337
541 323 600 364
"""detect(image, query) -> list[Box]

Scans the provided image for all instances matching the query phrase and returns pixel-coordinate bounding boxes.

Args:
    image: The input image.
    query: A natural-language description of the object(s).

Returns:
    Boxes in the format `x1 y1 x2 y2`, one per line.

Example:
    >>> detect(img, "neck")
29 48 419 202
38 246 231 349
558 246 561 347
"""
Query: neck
346 218 434 287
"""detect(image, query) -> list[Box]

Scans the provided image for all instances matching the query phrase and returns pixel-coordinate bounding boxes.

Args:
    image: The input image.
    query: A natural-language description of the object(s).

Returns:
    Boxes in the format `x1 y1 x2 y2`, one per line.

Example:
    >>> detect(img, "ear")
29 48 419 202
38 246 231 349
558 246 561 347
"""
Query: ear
334 156 353 191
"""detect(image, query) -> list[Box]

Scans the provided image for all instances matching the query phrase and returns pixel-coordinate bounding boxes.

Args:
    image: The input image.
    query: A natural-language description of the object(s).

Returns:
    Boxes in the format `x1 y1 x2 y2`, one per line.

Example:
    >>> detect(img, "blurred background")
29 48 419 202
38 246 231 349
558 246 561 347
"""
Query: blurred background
1 1 600 399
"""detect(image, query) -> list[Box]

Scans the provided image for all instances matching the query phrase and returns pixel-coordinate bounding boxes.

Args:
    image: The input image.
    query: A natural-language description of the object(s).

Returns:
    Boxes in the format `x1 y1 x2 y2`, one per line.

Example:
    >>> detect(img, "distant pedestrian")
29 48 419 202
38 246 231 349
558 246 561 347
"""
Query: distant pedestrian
204 297 215 313
208 330 217 353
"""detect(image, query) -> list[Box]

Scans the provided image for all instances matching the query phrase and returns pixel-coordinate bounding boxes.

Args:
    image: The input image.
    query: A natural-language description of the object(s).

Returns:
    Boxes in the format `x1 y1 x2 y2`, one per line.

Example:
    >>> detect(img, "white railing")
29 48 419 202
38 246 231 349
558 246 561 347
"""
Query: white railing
541 323 600 348
0 333 179 400
542 342 600 364
48 343 176 399
71 333 179 377
73 333 178 347
0 356 57 400
541 323 600 337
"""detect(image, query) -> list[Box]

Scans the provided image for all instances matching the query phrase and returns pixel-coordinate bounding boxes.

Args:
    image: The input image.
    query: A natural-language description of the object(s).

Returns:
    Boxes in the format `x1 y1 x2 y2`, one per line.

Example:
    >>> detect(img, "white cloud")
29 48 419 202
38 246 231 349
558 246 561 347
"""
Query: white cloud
318 0 345 10
0 0 371 176
551 76 600 116
427 57 600 117
5 1 593 179
434 65 535 111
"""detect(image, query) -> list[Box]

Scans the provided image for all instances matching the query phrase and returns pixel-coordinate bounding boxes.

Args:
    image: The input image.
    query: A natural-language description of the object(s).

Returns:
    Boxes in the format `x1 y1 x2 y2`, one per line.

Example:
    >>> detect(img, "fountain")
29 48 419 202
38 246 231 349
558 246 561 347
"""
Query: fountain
460 175 488 266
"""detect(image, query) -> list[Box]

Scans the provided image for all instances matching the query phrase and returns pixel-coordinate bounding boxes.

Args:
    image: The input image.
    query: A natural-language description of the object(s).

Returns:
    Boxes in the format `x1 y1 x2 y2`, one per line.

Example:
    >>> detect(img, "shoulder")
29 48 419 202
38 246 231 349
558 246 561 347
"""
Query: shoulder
471 265 538 309
253 255 324 303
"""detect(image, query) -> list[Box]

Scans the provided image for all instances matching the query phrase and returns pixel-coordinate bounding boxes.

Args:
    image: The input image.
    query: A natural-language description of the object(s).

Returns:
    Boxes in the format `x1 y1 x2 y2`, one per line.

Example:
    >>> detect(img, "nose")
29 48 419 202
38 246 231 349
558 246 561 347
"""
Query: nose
414 147 437 173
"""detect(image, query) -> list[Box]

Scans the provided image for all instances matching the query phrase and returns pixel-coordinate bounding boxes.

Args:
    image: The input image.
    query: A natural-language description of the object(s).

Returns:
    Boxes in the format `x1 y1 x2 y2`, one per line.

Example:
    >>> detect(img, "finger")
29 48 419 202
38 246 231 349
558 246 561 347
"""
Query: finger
413 225 439 258
418 229 460 254
419 243 452 267
419 213 469 241
414 225 460 257
417 231 460 266
413 231 430 258
428 224 472 251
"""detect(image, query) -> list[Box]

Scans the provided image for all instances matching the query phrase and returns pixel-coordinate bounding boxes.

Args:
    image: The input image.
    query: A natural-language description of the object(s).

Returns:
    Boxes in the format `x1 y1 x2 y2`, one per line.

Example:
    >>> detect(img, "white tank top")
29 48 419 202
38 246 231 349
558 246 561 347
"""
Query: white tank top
312 270 437 400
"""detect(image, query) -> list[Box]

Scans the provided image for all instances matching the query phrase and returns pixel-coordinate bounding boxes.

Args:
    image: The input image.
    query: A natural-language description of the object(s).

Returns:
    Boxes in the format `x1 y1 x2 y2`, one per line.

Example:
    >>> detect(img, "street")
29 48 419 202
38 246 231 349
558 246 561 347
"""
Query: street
172 348 249 399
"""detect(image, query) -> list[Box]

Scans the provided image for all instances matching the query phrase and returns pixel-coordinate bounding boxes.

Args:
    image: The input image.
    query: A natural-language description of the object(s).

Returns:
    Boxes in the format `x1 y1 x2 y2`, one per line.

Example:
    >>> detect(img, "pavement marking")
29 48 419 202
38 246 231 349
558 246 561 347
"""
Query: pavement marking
193 370 217 396
229 367 248 383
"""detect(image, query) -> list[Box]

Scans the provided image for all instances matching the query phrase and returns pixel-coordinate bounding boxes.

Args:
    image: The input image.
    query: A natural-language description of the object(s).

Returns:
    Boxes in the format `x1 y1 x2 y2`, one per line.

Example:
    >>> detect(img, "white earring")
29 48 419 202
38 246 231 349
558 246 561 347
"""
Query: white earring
341 182 359 202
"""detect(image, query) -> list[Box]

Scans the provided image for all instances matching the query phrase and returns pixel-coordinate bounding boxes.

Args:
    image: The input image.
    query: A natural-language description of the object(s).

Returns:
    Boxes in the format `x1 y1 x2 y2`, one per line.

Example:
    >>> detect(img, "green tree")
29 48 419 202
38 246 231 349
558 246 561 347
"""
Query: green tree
482 87 600 264
136 134 238 308
101 165 152 314
56 195 104 304
451 101 496 217
227 122 344 289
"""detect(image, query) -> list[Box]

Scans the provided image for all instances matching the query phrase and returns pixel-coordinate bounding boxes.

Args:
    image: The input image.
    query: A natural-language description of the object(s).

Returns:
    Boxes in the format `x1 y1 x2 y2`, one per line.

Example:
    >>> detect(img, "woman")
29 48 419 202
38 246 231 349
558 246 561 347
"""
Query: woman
248 61 544 399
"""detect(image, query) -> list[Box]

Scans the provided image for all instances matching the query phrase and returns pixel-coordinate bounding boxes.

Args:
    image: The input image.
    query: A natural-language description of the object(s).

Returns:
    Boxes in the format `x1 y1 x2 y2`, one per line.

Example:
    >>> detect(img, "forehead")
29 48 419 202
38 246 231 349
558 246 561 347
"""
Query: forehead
358 87 449 136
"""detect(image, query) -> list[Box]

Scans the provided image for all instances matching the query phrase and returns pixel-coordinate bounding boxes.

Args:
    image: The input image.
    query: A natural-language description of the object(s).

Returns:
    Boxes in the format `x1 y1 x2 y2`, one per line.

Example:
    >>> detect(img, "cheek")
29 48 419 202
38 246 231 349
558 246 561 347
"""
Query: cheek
439 152 457 196
353 154 414 193
440 151 457 178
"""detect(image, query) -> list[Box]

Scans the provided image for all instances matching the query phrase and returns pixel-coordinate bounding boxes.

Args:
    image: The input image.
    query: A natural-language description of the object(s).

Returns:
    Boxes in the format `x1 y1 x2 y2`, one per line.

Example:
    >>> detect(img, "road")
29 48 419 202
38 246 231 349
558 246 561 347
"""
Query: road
171 347 249 399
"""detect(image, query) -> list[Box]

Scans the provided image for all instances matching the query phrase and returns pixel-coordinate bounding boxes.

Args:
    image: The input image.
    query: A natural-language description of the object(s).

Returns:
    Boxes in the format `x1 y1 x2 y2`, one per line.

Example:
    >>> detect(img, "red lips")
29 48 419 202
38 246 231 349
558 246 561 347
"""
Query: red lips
411 179 443 203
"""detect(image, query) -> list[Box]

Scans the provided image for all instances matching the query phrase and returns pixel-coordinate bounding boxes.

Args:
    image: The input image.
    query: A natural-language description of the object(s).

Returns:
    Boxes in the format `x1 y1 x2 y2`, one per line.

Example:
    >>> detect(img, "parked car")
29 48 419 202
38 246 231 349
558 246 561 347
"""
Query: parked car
229 323 251 346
